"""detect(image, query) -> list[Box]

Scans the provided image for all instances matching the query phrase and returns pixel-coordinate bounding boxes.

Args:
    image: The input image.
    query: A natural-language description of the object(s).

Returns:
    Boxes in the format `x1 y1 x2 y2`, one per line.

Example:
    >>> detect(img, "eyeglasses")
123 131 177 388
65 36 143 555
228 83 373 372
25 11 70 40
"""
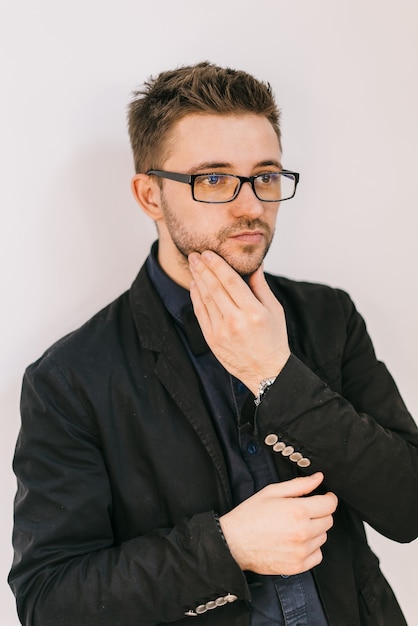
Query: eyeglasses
146 169 300 204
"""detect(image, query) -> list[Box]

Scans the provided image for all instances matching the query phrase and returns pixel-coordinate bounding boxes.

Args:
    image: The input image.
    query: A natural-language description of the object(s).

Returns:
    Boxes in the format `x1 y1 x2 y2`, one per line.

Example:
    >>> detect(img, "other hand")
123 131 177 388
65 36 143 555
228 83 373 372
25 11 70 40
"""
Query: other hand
219 473 338 576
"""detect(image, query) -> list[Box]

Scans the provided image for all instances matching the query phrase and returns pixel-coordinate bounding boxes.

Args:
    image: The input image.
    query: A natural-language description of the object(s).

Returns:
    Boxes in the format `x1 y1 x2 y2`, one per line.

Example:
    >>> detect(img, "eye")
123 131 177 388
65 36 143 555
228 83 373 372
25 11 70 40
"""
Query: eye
197 174 228 187
205 174 222 185
258 172 277 184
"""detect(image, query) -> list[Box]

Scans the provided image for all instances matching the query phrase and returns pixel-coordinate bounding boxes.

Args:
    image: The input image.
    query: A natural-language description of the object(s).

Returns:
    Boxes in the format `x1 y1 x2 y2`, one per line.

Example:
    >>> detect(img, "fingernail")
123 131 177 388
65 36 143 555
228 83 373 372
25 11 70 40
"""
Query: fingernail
201 250 213 261
188 253 199 265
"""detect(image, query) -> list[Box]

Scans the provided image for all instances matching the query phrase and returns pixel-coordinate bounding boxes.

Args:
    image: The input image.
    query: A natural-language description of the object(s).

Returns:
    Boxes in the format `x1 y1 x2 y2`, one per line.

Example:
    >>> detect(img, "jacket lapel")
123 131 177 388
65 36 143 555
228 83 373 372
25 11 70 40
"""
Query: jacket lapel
129 264 233 510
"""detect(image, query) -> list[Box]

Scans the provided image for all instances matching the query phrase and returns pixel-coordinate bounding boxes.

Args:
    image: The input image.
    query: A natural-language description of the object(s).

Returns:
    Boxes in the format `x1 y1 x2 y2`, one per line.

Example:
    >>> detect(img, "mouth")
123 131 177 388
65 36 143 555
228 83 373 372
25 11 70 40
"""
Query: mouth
228 230 265 244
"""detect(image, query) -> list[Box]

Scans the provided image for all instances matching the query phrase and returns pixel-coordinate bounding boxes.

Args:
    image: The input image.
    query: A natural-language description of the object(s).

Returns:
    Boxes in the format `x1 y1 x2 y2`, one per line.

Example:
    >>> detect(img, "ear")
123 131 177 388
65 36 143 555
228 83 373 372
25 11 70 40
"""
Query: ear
131 174 164 222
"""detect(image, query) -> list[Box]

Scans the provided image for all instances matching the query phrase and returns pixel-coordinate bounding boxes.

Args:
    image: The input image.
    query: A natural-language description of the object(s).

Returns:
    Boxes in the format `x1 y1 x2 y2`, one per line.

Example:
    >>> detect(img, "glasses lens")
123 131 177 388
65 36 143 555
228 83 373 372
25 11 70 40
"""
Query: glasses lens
254 172 296 201
193 174 239 202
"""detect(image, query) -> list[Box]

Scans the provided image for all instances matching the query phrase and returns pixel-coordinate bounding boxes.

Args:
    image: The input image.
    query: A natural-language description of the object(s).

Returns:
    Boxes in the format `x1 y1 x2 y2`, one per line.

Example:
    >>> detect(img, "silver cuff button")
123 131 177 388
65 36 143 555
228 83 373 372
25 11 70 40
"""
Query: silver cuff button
273 441 286 452
264 434 279 446
282 445 294 457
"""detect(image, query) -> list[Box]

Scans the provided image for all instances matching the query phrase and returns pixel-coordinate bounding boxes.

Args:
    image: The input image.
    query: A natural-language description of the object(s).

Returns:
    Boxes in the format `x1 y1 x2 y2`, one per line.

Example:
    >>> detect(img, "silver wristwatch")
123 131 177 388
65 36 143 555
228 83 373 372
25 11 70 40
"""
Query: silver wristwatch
254 376 277 406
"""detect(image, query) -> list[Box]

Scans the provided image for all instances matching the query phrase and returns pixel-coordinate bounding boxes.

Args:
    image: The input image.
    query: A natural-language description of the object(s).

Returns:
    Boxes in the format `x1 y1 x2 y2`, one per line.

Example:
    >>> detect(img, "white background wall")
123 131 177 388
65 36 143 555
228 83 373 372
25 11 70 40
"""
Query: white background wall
1 1 417 623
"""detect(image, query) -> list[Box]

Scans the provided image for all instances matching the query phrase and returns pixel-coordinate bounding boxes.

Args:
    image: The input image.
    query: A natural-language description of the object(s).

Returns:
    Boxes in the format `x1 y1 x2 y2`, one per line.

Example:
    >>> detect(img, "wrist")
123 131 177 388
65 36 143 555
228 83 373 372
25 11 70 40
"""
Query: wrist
245 353 291 397
218 512 251 572
214 513 229 547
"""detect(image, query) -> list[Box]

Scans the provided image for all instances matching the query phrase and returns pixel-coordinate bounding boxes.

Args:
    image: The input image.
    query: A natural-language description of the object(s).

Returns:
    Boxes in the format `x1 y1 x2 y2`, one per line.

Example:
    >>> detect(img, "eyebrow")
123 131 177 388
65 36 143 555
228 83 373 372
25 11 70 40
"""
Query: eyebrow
188 159 283 173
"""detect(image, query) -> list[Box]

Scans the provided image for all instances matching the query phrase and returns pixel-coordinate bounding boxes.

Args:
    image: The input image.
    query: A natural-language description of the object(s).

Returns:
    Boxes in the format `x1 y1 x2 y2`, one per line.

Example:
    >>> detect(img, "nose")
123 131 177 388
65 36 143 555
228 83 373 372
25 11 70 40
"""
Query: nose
228 181 265 219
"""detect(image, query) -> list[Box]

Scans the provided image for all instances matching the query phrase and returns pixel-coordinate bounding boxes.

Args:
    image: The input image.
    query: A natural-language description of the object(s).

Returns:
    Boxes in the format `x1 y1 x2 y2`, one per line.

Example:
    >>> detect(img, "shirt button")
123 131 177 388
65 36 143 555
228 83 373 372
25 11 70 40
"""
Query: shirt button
247 441 258 454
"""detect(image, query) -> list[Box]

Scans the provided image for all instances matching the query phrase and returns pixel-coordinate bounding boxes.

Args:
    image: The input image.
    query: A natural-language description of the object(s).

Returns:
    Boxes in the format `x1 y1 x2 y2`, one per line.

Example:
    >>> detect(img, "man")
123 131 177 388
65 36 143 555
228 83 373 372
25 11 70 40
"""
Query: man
9 62 418 625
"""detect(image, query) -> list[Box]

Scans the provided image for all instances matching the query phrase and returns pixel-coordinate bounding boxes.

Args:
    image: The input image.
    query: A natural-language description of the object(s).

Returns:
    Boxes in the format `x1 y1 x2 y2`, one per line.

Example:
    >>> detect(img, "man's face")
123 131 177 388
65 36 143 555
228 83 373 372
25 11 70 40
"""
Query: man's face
153 113 282 286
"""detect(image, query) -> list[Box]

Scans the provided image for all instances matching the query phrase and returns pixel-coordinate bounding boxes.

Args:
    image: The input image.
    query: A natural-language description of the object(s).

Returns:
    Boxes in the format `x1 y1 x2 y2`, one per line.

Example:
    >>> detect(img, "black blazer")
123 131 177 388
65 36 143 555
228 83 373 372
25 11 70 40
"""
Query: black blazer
9 261 418 625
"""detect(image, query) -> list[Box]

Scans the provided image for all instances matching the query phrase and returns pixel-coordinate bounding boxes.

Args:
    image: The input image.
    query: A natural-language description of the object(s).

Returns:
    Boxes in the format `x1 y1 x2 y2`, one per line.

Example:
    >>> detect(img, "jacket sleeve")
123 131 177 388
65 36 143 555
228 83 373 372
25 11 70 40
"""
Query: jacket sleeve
9 358 249 626
258 288 418 543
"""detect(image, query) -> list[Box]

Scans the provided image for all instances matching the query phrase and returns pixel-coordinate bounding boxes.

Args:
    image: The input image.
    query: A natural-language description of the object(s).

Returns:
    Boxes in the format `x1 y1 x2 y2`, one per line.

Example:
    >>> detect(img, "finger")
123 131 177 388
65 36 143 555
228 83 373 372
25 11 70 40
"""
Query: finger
301 542 326 572
195 250 257 309
304 492 339 519
309 514 335 537
281 533 328 576
189 257 228 324
286 525 332 574
188 252 235 316
248 266 287 314
247 264 274 304
299 549 324 573
189 279 212 334
266 472 324 499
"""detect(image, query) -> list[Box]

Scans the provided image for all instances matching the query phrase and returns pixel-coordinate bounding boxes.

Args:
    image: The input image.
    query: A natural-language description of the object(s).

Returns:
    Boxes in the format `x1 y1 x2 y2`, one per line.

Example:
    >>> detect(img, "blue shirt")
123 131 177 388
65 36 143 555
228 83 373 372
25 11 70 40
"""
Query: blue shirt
146 245 328 625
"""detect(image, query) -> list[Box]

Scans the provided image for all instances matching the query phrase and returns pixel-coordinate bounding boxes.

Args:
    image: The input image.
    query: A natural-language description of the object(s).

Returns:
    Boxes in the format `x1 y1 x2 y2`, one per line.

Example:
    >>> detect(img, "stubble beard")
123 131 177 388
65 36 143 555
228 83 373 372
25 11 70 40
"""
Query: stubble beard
160 193 275 276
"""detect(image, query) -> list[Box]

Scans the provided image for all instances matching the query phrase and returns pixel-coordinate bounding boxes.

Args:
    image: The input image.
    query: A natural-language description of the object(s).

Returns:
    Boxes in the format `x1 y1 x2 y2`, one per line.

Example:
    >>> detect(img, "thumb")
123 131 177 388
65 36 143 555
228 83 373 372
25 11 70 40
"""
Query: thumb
248 264 275 304
277 472 324 498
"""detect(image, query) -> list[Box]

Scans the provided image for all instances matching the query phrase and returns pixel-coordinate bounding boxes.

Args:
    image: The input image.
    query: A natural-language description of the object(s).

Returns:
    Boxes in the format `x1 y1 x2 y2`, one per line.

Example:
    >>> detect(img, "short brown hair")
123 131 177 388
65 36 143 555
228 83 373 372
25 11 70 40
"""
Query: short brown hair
127 61 281 174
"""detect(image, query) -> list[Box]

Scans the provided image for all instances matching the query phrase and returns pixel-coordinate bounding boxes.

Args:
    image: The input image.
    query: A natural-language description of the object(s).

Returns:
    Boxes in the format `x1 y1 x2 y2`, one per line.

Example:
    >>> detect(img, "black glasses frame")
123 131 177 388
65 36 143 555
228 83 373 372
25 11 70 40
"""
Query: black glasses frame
146 169 300 203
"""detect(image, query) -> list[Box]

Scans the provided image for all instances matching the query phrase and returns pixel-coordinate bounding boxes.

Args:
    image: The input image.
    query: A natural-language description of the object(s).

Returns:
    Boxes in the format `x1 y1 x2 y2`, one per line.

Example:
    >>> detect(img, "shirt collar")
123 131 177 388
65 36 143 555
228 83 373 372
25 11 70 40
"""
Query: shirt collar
146 241 191 324
146 242 210 356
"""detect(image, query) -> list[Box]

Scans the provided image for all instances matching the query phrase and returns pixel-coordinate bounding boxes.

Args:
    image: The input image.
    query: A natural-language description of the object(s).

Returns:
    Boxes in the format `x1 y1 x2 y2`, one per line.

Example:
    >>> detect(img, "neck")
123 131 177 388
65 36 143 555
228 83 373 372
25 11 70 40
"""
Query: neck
157 239 192 290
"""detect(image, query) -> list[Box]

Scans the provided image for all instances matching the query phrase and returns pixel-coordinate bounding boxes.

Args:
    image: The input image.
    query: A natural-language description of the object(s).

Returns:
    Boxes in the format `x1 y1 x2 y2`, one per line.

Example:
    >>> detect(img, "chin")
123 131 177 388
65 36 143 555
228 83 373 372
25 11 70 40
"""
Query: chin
224 247 266 273
223 255 263 277
219 241 270 276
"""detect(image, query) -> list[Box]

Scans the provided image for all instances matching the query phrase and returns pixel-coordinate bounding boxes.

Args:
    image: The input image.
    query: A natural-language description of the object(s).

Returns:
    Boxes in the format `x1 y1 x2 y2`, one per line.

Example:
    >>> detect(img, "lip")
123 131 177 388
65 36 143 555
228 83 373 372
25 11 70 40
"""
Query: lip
229 230 264 244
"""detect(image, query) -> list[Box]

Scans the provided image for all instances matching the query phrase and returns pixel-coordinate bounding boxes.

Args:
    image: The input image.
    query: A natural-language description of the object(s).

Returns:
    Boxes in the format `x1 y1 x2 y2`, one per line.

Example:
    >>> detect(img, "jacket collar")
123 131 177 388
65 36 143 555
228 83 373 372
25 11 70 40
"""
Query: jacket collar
145 241 209 355
128 253 233 508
